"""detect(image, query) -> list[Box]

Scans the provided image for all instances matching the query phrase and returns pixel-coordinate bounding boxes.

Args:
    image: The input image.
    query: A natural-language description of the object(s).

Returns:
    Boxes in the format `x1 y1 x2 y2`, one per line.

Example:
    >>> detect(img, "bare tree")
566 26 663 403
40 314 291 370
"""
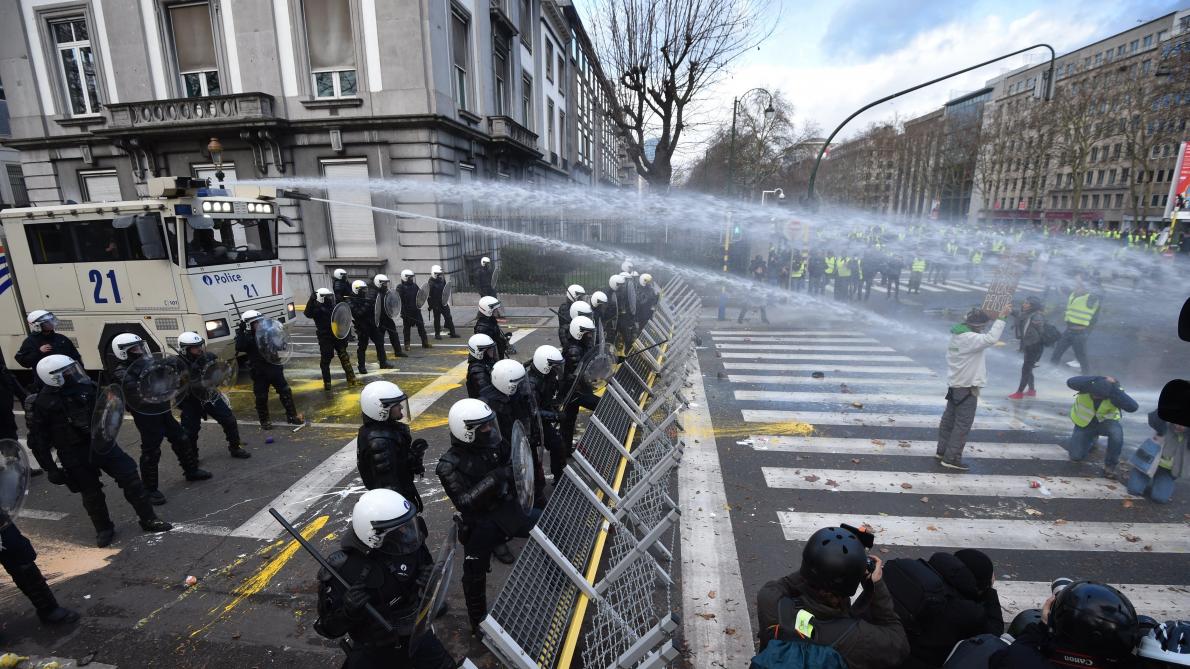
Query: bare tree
587 0 774 189
1049 70 1122 225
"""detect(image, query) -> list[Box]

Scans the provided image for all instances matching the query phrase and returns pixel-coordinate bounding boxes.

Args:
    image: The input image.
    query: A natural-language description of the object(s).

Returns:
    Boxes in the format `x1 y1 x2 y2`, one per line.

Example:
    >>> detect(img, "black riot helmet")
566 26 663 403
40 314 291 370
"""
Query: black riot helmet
799 526 868 597
1008 608 1046 638
1048 581 1140 662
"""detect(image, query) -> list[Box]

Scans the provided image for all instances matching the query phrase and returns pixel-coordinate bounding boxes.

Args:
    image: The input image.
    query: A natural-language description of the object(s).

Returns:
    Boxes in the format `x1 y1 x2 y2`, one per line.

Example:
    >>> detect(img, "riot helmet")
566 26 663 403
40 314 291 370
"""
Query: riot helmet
532 345 563 375
448 398 501 448
111 333 148 361
491 359 525 397
360 381 408 422
799 526 869 597
351 489 422 556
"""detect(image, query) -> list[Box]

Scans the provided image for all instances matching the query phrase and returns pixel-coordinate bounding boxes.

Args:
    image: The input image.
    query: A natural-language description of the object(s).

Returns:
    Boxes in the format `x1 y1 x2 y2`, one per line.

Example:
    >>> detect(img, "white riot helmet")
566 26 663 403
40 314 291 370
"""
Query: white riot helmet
351 489 422 555
111 332 147 361
468 333 497 359
590 291 608 308
373 274 390 289
478 296 502 317
569 301 593 320
566 284 586 302
26 310 56 332
352 279 368 294
400 269 415 282
178 331 205 351
639 273 653 286
333 268 347 280
360 381 408 422
241 310 264 326
36 354 86 388
532 345 563 375
569 315 596 341
609 274 626 290
491 359 526 397
621 260 634 273
481 256 491 266
430 265 443 278
448 398 501 447
316 288 334 303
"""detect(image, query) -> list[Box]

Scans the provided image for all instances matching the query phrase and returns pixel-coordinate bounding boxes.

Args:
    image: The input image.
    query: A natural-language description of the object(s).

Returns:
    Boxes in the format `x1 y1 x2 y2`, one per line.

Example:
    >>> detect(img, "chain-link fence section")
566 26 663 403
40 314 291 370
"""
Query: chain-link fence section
481 277 700 668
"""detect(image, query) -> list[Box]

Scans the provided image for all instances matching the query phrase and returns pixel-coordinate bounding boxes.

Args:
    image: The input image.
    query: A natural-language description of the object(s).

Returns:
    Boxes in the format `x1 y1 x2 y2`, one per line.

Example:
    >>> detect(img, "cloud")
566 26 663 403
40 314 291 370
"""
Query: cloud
819 0 980 60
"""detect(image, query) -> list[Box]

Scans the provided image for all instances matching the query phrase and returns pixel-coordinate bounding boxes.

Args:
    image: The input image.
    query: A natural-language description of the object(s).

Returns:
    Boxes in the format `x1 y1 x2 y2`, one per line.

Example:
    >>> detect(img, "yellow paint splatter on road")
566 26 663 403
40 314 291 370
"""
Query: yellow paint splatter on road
714 421 815 438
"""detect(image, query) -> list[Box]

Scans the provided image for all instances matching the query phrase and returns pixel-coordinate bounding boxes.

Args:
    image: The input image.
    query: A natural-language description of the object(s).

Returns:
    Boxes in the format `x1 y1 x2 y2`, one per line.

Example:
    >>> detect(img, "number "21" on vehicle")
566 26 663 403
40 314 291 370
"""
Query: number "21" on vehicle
242 284 260 298
88 269 122 304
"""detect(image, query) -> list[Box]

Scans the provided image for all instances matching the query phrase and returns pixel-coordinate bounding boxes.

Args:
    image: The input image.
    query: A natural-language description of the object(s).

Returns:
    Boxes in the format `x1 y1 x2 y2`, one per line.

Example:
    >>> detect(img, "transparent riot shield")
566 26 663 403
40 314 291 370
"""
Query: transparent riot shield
90 383 126 450
440 282 452 305
416 281 430 309
0 438 31 520
122 352 190 415
254 318 292 365
581 342 617 389
407 522 458 655
383 291 402 320
191 353 238 403
509 420 535 513
330 302 353 340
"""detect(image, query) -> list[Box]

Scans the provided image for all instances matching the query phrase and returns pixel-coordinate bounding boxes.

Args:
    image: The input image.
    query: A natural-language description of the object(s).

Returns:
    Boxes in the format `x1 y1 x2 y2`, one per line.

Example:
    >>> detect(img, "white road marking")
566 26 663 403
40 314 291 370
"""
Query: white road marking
995 581 1190 620
707 330 869 337
715 343 896 352
764 468 1126 499
229 329 536 540
679 349 755 665
777 512 1188 553
712 335 882 344
726 374 940 386
748 435 1069 460
724 362 935 374
15 509 70 521
735 389 943 406
742 409 1030 430
942 279 990 292
717 352 916 362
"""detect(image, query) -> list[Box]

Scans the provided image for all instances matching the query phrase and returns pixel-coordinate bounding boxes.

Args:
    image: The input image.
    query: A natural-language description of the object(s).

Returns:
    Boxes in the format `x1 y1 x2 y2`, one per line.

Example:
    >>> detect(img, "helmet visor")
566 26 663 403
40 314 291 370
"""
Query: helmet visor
34 314 58 331
467 414 502 448
372 515 423 555
56 360 88 386
379 394 409 422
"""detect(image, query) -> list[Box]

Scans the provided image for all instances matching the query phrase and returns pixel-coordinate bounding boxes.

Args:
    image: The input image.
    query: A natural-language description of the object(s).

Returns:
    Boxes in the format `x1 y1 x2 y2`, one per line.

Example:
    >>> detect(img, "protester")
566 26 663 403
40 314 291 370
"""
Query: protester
936 305 1010 471
1125 410 1186 503
1008 296 1047 400
1064 375 1139 480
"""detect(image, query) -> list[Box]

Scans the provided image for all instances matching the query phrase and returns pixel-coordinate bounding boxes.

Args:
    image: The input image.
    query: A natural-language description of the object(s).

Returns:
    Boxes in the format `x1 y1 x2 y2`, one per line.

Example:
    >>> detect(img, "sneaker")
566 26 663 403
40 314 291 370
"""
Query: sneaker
1024 389 1036 397
260 420 274 430
1007 392 1025 400
146 489 167 505
422 342 432 348
940 460 970 471
934 453 944 460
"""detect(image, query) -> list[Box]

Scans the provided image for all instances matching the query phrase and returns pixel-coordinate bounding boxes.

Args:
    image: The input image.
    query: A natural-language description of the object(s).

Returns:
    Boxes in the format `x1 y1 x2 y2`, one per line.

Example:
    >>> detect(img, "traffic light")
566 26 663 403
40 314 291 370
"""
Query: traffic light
731 223 743 242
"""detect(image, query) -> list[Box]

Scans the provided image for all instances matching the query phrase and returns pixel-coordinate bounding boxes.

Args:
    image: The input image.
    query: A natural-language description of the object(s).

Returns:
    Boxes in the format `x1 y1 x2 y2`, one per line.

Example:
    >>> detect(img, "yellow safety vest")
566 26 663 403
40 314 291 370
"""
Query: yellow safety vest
971 251 983 264
791 261 805 278
825 257 836 274
1064 293 1099 326
1070 393 1121 427
911 258 926 273
838 259 853 277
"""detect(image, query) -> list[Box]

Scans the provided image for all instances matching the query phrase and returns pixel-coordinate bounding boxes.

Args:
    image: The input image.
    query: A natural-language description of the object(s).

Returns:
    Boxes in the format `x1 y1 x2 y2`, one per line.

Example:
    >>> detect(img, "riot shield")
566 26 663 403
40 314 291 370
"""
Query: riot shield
122 353 190 415
624 279 638 314
581 342 617 389
440 281 452 305
191 353 237 403
383 291 402 320
0 438 31 519
330 302 353 340
416 281 430 309
90 383 126 448
374 290 384 327
254 318 292 365
509 420 535 513
407 522 458 655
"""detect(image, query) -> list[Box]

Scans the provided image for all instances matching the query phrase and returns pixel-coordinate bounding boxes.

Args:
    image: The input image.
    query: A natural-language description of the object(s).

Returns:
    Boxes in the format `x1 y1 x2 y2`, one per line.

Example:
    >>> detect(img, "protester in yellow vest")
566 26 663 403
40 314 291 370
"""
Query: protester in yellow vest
790 256 806 292
1065 375 1138 479
835 256 852 301
1126 410 1187 504
908 257 926 294
966 249 983 282
1049 275 1099 375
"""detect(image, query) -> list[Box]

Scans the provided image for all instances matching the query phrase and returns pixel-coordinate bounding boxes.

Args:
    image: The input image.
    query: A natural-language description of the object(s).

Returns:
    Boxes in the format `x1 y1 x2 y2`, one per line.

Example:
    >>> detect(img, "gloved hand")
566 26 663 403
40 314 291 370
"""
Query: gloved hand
46 468 67 486
342 584 371 619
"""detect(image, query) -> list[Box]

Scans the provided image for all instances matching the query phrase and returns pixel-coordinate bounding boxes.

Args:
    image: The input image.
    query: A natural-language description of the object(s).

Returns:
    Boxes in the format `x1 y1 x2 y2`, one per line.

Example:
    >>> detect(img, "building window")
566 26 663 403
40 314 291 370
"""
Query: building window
1131 39 1139 52
50 18 101 116
1108 169 1116 185
1092 194 1101 208
1121 167 1130 181
1091 147 1098 162
559 109 566 156
1158 169 1166 182
321 159 377 257
557 53 565 92
1151 193 1160 206
1097 170 1105 185
168 2 221 98
519 0 531 44
304 0 358 98
1158 30 1167 42
6 165 30 207
493 36 509 115
547 99 555 157
451 9 470 110
193 162 238 188
1118 45 1125 56
1114 193 1124 208
1144 34 1153 48
521 72 533 129
1142 59 1151 74
80 170 122 202
1085 172 1093 186
1181 16 1190 31
1081 194 1089 208
1094 52 1102 66
546 40 554 83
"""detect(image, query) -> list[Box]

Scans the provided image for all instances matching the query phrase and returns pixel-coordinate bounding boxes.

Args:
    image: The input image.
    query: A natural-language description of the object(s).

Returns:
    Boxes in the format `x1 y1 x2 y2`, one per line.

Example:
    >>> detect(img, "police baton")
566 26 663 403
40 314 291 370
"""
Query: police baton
268 508 393 633
622 338 669 363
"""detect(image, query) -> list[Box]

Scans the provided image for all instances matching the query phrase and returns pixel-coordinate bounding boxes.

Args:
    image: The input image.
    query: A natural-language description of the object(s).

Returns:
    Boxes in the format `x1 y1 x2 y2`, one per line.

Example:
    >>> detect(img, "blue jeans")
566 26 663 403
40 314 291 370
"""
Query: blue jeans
1126 467 1177 503
1067 420 1123 469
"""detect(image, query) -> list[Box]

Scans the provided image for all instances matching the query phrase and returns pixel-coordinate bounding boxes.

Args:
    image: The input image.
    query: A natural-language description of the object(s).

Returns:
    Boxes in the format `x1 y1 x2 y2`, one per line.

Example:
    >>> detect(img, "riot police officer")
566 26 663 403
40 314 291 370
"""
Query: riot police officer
557 284 586 346
426 265 458 339
177 332 250 459
490 359 545 507
369 274 406 364
476 256 497 298
236 310 302 429
305 287 358 391
559 316 600 457
350 280 378 374
0 346 27 442
589 291 611 345
436 399 537 636
396 269 431 351
356 381 427 512
636 273 658 329
332 268 353 303
1 511 80 628
567 300 594 348
474 296 511 359
314 489 454 668
29 355 172 547
465 334 501 404
524 345 566 480
110 333 211 505
610 274 637 349
16 310 81 373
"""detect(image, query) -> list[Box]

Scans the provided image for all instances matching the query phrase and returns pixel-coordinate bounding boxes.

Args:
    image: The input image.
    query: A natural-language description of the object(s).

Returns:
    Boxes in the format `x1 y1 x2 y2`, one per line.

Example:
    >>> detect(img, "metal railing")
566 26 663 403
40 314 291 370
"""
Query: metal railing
480 277 700 667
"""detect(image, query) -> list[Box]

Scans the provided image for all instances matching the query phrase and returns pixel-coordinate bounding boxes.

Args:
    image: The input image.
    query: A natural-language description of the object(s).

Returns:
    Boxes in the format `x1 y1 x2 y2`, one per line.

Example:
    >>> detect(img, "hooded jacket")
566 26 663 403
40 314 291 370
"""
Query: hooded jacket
899 553 1005 668
946 319 1006 388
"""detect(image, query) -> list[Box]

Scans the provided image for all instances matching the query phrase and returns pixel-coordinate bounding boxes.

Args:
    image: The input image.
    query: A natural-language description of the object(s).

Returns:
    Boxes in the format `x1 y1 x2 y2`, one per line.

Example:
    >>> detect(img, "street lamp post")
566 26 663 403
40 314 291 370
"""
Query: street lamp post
719 88 777 320
206 137 226 187
805 44 1056 206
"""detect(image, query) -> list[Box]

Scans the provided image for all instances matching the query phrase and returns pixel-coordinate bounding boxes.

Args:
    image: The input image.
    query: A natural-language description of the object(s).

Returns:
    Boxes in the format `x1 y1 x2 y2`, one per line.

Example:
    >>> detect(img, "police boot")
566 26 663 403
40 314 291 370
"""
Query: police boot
81 492 116 547
463 583 488 637
358 362 368 375
228 442 251 459
139 517 173 533
9 564 81 625
178 441 212 481
256 396 273 430
493 542 516 565
279 389 303 425
140 452 166 505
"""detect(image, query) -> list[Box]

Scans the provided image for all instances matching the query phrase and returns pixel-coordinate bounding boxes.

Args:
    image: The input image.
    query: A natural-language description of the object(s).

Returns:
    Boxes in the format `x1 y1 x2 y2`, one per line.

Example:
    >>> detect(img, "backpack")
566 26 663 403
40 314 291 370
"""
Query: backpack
1040 322 1062 347
752 597 857 669
942 633 1011 668
882 558 947 635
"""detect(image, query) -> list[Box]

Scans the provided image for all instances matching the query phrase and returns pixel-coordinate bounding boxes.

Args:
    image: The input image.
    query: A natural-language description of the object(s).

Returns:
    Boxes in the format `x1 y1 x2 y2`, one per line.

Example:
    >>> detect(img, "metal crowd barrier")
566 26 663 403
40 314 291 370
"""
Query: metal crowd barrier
482 278 701 668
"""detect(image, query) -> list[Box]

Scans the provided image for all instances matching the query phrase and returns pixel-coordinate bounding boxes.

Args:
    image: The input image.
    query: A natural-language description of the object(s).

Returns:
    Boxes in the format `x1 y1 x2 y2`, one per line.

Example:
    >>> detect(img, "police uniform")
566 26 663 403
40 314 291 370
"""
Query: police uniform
557 297 576 347
524 361 565 480
178 350 244 457
559 336 599 457
0 510 78 625
314 534 454 669
466 356 501 405
613 283 637 348
305 293 358 388
368 285 406 364
426 276 457 338
396 279 430 349
356 418 427 512
636 284 658 329
350 289 378 373
333 277 354 304
0 350 26 440
474 314 509 360
489 386 545 507
15 331 80 373
236 324 301 428
475 263 497 298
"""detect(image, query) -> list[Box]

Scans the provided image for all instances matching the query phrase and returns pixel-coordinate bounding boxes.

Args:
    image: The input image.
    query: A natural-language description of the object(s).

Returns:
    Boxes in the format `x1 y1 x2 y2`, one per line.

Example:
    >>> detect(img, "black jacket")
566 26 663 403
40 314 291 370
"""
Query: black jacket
368 286 398 330
332 278 353 304
474 314 508 359
524 363 561 420
16 331 81 369
427 276 448 309
0 351 27 401
561 336 592 399
396 280 421 318
314 535 432 643
636 285 658 324
235 327 281 372
304 295 335 338
466 358 501 404
600 294 619 337
476 264 494 294
989 622 1140 669
356 418 425 512
111 356 172 415
1014 309 1046 350
29 382 99 473
756 572 910 669
900 553 1004 668
349 290 373 331
557 298 576 344
436 436 526 534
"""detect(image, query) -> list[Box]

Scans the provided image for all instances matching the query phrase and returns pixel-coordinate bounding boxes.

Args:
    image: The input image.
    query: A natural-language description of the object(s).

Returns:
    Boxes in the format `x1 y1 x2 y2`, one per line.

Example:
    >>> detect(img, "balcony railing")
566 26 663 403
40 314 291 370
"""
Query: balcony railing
487 115 540 157
103 93 277 131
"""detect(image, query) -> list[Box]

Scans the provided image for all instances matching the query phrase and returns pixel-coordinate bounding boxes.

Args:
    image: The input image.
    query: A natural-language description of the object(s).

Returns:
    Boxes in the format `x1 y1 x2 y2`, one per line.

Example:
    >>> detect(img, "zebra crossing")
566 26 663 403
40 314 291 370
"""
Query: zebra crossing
706 326 1190 621
857 273 1140 297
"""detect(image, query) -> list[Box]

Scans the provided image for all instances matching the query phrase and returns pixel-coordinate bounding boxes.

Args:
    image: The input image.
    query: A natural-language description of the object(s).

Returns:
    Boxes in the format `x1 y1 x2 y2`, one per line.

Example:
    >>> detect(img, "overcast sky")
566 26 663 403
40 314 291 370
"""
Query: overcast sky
579 0 1185 167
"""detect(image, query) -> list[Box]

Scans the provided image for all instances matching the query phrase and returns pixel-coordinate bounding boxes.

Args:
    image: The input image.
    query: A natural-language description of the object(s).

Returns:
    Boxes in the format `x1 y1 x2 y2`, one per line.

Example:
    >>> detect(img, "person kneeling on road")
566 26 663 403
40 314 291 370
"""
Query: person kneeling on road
1064 375 1138 480
1126 410 1186 504
754 525 909 669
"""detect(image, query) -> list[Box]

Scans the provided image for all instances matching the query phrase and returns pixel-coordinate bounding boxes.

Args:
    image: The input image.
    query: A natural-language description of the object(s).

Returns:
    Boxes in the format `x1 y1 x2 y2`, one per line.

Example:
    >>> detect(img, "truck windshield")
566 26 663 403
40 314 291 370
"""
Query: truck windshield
184 218 277 267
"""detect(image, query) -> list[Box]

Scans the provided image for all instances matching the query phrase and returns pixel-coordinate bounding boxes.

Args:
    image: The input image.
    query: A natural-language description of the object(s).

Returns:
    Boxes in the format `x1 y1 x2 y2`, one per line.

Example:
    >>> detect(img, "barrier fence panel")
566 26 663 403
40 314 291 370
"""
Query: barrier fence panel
482 278 700 668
